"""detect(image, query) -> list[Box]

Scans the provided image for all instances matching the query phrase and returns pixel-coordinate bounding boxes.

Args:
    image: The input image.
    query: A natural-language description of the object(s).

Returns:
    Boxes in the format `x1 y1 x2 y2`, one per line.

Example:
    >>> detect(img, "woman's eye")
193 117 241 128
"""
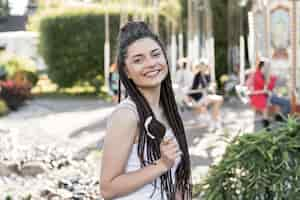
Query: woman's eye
133 58 142 64
153 53 161 57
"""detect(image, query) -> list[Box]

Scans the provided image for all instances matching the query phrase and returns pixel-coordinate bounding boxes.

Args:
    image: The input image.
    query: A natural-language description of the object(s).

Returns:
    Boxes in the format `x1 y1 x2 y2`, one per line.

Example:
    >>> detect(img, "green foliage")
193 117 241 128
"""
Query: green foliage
39 8 120 87
5 195 12 200
38 6 169 88
0 53 39 86
201 118 300 200
211 0 228 81
0 98 9 116
0 0 9 17
24 70 39 87
0 53 37 77
22 194 32 200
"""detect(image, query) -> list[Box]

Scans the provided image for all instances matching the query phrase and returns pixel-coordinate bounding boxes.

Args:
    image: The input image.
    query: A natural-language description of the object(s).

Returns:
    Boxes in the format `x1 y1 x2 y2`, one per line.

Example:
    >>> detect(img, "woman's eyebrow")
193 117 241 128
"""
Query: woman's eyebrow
151 48 160 53
132 53 144 58
131 48 160 58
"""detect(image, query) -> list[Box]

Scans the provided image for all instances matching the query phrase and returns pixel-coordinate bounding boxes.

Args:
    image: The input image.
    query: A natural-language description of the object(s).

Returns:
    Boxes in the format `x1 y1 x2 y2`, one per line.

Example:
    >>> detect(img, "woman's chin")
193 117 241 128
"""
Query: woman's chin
139 82 161 89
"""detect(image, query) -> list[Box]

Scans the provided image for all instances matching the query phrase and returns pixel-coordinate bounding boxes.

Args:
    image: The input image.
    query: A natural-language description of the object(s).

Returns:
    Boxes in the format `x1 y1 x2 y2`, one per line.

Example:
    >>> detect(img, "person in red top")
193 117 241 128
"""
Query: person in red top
250 60 291 126
250 61 276 112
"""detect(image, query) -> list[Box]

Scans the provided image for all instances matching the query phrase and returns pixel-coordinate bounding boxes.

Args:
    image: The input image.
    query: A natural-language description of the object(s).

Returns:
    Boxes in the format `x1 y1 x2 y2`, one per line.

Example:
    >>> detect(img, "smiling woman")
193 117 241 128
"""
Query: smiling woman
100 21 192 200
125 38 168 89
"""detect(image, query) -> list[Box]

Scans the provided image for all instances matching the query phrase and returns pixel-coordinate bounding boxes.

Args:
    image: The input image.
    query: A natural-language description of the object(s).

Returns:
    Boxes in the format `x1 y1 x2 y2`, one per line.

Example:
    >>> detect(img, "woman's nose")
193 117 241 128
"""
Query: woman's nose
144 56 156 68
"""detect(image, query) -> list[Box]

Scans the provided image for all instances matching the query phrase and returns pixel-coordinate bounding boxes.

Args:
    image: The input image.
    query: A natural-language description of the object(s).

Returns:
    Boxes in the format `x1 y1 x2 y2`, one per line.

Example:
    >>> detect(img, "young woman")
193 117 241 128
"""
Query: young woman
100 22 192 200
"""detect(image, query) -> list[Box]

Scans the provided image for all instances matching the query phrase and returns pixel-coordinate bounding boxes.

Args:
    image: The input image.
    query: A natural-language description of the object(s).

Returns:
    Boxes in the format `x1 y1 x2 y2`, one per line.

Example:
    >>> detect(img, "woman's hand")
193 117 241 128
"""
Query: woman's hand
158 137 182 171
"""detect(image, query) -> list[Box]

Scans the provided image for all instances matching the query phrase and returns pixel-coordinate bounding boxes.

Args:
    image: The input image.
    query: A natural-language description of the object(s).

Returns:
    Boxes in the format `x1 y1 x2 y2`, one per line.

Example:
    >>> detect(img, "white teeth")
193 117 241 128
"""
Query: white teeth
145 70 160 77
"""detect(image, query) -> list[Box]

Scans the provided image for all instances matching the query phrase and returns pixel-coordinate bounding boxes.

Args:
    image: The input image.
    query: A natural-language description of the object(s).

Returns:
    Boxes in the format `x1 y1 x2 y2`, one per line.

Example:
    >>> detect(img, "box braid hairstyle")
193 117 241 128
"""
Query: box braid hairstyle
116 21 192 200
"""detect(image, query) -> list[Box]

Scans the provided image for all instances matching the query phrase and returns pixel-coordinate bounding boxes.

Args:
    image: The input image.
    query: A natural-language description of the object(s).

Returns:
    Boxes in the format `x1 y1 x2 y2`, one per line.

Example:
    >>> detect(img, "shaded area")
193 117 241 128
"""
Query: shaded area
0 97 255 185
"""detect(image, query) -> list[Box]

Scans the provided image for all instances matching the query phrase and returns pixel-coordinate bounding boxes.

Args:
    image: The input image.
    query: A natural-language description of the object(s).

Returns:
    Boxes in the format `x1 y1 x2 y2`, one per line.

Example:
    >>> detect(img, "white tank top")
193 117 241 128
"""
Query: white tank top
113 99 181 200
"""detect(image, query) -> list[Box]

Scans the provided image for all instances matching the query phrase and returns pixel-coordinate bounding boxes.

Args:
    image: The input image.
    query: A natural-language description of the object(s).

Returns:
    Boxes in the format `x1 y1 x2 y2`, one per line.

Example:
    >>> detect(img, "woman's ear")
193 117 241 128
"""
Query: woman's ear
125 66 131 79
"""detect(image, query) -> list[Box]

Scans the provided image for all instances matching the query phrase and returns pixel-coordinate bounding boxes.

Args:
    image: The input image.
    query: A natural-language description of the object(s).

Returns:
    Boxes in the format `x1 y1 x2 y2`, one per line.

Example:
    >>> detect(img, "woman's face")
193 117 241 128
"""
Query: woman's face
124 37 168 89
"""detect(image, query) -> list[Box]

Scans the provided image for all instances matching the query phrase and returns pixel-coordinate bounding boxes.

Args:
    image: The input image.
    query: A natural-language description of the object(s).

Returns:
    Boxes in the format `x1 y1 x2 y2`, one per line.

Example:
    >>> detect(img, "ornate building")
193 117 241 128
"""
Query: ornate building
249 0 299 109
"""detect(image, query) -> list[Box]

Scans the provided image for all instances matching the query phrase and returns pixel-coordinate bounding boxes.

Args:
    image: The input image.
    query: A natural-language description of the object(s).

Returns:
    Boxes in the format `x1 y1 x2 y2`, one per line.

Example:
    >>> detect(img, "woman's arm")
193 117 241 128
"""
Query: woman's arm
100 108 174 199
176 190 183 200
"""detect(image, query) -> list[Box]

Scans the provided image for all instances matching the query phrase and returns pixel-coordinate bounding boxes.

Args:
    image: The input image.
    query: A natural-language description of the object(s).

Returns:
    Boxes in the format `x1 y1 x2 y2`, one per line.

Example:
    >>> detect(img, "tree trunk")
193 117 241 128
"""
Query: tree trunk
104 0 110 91
153 0 159 33
187 0 192 69
291 0 297 113
171 22 177 79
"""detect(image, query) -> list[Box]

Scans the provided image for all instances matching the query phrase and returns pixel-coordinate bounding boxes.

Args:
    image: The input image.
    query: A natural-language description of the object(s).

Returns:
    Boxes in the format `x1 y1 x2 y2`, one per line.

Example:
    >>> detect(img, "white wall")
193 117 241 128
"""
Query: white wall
0 31 46 71
8 0 29 16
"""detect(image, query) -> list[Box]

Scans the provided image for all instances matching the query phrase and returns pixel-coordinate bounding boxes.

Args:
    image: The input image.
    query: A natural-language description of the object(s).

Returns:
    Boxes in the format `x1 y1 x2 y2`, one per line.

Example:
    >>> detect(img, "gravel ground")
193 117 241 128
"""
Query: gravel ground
0 97 255 199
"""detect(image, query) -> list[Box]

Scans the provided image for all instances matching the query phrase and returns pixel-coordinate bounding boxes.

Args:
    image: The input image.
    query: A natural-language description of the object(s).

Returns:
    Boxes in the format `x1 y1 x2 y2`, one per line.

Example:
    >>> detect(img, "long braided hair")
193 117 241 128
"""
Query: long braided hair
116 21 192 200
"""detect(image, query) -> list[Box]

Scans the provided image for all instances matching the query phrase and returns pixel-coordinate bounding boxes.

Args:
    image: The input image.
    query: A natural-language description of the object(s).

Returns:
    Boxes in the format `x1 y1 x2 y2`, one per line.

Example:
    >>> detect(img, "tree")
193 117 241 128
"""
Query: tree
0 0 9 17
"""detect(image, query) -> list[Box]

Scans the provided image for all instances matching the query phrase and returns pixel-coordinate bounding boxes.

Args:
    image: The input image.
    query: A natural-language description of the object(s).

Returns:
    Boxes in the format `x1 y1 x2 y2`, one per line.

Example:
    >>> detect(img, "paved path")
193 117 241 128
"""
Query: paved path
0 97 255 183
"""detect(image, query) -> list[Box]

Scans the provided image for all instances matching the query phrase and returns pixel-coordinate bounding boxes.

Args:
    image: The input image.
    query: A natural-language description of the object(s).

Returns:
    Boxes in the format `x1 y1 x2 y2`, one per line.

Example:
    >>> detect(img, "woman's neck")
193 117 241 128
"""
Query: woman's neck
138 85 161 109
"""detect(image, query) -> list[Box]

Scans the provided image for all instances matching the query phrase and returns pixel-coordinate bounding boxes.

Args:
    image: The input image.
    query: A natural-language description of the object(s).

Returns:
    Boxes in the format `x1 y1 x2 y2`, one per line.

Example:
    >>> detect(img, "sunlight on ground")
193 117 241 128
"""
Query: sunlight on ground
31 75 97 96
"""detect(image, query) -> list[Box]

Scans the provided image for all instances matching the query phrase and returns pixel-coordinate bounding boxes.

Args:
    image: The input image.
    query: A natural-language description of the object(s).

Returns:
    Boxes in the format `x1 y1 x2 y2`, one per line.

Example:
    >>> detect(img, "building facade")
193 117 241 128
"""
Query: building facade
249 0 299 104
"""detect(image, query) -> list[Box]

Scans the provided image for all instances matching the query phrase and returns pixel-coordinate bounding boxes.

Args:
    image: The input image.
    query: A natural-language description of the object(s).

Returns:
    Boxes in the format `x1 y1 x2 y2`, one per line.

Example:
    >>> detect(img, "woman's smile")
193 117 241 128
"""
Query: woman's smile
125 38 168 88
143 68 162 78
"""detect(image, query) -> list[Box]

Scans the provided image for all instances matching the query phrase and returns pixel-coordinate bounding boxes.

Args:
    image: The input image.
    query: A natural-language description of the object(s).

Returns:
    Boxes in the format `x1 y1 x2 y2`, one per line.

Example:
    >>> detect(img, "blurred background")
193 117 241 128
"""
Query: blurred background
0 0 299 199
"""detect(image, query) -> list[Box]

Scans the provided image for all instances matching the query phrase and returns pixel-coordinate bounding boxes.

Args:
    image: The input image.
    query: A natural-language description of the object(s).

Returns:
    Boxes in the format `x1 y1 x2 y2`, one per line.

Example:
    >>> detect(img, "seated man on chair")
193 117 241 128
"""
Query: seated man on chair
186 60 224 131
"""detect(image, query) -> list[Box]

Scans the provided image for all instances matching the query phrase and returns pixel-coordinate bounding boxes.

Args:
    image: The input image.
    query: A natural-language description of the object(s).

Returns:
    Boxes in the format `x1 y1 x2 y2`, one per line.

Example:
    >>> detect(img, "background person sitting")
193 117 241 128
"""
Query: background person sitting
174 58 194 90
109 63 119 103
173 58 194 110
250 60 290 127
186 60 224 131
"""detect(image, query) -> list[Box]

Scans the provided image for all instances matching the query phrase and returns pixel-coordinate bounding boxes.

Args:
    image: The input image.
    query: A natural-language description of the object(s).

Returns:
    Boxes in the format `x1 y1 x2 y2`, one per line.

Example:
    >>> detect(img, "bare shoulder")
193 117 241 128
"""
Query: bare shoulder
106 100 139 142
101 101 140 182
108 104 138 128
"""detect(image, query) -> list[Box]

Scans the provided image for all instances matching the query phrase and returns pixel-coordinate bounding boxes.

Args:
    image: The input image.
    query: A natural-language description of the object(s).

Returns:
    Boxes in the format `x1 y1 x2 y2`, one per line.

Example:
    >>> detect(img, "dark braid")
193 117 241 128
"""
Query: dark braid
116 21 192 199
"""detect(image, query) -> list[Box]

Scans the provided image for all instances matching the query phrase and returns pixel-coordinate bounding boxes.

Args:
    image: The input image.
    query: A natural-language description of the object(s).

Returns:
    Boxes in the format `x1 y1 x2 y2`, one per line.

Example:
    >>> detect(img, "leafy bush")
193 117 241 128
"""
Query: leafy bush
0 80 31 110
38 8 121 88
0 53 39 87
0 98 9 116
23 70 39 87
37 6 169 89
201 118 300 200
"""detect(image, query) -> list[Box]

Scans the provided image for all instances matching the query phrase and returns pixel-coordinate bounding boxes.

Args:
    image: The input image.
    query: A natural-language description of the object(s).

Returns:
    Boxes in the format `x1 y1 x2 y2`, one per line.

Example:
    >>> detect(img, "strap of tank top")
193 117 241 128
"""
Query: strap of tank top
119 98 139 120
107 98 139 129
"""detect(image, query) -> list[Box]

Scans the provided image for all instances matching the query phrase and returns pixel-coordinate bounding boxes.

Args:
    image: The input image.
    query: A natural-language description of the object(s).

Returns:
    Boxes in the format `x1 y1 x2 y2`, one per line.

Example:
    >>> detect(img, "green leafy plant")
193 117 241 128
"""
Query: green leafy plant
34 5 169 90
0 53 39 87
0 98 9 116
22 194 32 200
38 8 120 88
0 80 31 110
0 0 9 17
200 118 300 200
5 195 13 200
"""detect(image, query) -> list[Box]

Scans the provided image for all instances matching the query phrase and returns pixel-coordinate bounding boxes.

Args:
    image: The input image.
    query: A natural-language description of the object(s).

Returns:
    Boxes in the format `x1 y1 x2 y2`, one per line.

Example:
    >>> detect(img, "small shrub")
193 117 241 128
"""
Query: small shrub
0 98 9 116
201 118 300 200
0 53 39 87
0 80 31 110
5 195 13 200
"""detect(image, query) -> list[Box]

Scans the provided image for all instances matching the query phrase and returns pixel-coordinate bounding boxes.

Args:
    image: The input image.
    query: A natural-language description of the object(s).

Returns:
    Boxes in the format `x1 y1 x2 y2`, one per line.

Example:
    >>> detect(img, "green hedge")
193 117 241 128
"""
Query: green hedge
39 9 121 87
201 118 300 200
38 7 169 88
